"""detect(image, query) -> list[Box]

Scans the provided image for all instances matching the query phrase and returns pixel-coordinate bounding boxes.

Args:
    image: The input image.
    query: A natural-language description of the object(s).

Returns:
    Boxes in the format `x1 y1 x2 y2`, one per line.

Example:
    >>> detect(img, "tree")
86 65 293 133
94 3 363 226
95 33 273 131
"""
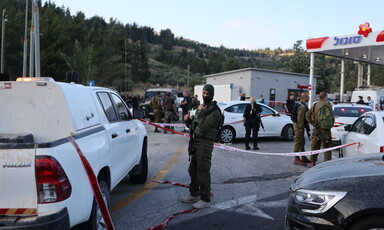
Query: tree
286 40 309 74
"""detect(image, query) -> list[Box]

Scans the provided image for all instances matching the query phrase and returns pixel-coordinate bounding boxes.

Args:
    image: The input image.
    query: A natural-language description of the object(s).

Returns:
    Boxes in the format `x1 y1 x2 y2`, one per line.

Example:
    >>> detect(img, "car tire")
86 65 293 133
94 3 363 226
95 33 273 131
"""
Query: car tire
130 141 148 184
348 215 384 230
282 125 294 141
76 180 110 230
219 126 235 143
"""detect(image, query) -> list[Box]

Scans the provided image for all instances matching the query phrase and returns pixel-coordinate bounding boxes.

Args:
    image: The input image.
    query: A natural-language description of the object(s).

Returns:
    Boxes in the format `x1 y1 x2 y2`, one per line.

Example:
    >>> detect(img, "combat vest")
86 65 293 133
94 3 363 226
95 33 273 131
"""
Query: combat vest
192 103 222 140
164 97 174 111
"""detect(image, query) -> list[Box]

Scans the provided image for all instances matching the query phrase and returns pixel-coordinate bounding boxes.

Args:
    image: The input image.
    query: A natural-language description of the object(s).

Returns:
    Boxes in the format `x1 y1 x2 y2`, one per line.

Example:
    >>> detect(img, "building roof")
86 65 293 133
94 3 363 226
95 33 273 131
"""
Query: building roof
204 67 319 78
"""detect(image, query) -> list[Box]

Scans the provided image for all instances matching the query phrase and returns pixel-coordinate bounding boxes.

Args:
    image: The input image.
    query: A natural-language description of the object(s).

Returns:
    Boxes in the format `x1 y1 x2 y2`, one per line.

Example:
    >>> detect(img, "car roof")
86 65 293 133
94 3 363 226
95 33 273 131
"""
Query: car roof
217 100 278 112
364 111 384 117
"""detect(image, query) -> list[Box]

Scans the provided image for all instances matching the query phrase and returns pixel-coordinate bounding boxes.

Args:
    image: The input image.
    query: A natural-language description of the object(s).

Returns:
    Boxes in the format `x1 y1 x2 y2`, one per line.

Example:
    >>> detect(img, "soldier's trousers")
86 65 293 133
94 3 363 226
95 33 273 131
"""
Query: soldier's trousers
293 123 305 152
153 109 162 123
310 128 332 162
188 137 213 202
164 111 174 131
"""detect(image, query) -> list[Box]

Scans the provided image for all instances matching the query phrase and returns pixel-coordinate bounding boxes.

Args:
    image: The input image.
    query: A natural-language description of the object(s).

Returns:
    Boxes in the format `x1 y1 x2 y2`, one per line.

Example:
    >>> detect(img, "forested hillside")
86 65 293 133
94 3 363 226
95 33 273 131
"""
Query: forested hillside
1 0 384 93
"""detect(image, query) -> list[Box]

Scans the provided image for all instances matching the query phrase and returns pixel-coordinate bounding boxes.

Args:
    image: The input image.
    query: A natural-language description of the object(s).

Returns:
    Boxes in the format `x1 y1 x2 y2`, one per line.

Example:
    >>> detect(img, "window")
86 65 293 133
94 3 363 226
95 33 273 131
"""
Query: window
357 116 375 135
111 93 131 121
260 105 274 116
350 117 364 132
225 104 248 113
98 92 118 122
334 107 372 117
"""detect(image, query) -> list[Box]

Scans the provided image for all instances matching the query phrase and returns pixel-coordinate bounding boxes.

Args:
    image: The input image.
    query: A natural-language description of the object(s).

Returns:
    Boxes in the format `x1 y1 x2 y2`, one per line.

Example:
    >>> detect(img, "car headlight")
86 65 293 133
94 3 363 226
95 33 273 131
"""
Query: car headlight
294 189 347 214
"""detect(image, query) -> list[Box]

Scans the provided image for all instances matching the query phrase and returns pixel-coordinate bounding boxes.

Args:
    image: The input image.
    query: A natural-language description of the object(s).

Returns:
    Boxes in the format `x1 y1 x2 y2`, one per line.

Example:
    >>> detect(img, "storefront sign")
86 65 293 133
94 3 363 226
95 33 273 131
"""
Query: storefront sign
333 36 362 46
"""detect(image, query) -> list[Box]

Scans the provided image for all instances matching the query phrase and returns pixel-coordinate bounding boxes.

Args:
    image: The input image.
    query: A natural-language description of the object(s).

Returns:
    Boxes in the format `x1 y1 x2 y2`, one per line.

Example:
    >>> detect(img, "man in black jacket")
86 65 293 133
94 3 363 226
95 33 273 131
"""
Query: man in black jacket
243 97 263 150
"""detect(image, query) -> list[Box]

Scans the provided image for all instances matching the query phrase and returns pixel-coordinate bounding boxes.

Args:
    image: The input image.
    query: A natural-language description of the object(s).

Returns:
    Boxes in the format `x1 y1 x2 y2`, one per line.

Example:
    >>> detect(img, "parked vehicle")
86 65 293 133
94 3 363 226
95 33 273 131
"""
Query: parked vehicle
351 87 384 110
331 104 372 143
0 78 148 229
340 111 384 158
217 101 294 143
286 153 384 229
139 88 178 120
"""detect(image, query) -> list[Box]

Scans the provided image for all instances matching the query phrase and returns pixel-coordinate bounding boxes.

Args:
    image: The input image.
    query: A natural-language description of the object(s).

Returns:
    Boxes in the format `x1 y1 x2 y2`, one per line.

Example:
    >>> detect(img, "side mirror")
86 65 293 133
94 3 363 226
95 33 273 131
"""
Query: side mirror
344 125 352 131
133 109 145 119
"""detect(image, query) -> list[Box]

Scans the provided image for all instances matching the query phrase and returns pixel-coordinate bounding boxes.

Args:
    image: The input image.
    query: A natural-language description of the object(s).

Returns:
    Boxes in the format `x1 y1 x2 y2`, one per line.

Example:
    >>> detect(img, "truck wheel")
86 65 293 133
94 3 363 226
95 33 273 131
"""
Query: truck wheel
219 126 235 143
282 125 294 141
77 180 110 230
348 215 384 230
130 141 148 184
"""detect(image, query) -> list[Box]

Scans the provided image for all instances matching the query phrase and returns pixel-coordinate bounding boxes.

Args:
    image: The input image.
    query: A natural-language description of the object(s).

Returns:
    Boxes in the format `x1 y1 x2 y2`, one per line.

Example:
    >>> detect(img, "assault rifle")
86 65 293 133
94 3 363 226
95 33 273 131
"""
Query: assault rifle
315 129 330 146
304 122 311 140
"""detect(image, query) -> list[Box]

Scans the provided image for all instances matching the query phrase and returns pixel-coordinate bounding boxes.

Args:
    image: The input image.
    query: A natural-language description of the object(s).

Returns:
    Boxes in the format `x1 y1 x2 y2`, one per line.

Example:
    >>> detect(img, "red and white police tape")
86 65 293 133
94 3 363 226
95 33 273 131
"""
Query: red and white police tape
138 118 360 156
67 136 115 230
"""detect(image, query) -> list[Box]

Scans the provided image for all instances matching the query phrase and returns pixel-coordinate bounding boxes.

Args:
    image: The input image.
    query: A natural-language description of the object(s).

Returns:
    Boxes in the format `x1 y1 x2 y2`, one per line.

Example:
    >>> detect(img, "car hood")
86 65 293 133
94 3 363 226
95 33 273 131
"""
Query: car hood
291 154 384 191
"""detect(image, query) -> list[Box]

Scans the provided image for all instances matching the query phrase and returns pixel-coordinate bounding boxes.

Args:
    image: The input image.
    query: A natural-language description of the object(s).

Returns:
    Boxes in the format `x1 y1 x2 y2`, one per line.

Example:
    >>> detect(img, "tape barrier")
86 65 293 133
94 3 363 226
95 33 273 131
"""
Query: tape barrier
153 180 190 188
139 118 359 157
143 113 275 128
67 136 115 230
147 208 198 230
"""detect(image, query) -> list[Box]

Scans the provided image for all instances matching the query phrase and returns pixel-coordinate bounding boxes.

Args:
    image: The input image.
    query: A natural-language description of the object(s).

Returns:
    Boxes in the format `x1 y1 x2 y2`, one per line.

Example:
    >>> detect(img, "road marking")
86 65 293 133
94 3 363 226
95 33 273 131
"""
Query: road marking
111 147 184 213
213 194 287 220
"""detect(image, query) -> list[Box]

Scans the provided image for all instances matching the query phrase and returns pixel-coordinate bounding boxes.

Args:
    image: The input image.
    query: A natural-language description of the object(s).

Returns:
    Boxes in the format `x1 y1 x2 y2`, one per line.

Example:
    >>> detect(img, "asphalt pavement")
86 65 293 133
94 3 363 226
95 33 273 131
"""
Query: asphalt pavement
109 123 340 230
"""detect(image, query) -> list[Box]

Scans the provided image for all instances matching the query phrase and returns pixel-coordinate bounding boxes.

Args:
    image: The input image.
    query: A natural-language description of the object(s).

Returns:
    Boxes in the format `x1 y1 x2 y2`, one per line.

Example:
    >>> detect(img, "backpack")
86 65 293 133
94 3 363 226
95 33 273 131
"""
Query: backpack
313 102 333 129
290 103 300 123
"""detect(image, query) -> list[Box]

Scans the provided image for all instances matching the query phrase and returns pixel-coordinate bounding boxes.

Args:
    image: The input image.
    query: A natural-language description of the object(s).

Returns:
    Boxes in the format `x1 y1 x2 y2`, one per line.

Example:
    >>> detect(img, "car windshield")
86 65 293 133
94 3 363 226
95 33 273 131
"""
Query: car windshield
217 103 228 107
334 107 372 117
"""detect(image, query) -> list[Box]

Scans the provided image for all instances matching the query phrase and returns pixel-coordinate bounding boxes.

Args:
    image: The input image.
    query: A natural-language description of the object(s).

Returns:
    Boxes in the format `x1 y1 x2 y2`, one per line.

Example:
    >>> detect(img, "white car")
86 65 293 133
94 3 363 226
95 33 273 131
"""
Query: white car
217 101 294 143
340 111 384 158
331 104 372 143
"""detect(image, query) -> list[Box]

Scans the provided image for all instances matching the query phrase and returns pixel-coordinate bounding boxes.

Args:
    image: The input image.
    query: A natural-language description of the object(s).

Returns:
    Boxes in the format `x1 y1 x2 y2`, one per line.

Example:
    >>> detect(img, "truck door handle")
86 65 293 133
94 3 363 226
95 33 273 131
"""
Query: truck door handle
126 129 131 133
112 133 118 138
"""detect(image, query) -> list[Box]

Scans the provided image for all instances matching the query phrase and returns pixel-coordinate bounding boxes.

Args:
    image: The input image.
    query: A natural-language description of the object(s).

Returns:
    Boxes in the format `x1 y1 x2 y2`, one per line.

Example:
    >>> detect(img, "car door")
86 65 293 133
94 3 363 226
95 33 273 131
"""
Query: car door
98 92 140 184
223 103 248 138
342 115 376 157
259 104 279 137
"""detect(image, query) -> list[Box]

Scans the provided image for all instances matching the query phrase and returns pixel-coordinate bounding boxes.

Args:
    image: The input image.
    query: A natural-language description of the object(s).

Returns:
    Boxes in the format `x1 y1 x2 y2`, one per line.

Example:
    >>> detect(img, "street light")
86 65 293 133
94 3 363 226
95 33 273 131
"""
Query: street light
1 9 8 73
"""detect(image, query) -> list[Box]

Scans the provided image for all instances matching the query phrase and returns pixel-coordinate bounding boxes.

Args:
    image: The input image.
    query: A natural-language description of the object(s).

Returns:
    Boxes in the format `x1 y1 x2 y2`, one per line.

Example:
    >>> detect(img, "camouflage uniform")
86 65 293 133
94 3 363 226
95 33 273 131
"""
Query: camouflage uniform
191 97 200 110
163 95 177 133
305 101 335 162
294 103 308 152
150 95 162 132
186 98 221 203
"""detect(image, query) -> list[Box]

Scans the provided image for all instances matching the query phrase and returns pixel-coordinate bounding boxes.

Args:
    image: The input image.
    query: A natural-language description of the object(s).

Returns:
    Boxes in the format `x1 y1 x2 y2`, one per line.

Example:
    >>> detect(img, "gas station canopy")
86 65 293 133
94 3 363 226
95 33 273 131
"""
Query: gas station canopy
305 22 384 106
306 23 384 66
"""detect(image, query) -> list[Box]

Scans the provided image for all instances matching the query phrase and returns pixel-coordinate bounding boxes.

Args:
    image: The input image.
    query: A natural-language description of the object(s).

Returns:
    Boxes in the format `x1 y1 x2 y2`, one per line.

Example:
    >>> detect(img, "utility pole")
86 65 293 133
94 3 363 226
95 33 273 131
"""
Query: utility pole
33 1 41 78
22 0 29 77
125 39 127 92
29 0 35 77
186 64 190 89
1 9 7 73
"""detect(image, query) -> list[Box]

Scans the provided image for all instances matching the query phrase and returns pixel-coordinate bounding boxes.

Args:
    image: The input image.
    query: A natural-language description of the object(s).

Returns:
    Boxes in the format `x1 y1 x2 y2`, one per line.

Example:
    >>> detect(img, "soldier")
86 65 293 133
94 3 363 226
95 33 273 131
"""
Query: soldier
293 93 311 165
191 94 200 110
305 92 335 167
149 91 162 133
182 84 221 209
163 92 178 134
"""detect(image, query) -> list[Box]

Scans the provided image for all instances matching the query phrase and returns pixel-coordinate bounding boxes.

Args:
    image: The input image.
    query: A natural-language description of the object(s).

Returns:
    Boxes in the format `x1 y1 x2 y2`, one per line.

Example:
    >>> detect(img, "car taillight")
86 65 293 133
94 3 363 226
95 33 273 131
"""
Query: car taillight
35 156 72 204
380 146 384 153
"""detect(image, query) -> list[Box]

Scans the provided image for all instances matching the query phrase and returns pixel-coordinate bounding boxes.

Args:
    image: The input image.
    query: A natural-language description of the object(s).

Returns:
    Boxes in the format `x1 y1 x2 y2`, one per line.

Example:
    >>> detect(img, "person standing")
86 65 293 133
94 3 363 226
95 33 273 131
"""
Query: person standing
240 93 246 101
367 96 374 109
305 92 335 167
182 84 221 209
243 96 262 150
191 94 201 110
163 92 178 134
293 93 311 165
180 91 191 132
150 91 162 133
356 96 365 104
284 94 296 116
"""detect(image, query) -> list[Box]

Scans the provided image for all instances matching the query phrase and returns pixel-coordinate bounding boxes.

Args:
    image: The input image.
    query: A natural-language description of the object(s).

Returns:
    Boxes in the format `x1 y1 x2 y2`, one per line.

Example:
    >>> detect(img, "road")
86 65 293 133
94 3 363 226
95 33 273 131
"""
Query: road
109 123 339 230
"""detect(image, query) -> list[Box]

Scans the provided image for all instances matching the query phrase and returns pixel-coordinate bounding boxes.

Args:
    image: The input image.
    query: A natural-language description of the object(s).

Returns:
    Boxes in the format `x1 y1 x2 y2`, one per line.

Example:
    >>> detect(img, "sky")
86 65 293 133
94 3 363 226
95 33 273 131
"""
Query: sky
45 0 384 50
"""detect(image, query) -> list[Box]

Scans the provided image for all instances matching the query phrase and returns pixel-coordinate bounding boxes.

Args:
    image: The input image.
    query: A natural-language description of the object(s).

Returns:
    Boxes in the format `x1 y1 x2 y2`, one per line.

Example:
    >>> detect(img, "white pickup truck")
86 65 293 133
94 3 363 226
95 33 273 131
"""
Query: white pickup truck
0 78 148 229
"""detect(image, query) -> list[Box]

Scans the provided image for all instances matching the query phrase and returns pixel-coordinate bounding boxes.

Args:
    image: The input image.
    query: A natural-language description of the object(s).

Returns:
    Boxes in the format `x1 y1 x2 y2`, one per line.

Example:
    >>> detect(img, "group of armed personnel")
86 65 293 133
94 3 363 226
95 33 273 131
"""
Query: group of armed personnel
286 91 335 167
149 90 201 133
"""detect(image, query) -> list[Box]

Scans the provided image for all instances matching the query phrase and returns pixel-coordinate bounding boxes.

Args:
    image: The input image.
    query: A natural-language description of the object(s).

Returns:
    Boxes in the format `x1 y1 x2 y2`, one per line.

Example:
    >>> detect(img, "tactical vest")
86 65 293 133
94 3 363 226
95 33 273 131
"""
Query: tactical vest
164 97 173 111
192 105 221 140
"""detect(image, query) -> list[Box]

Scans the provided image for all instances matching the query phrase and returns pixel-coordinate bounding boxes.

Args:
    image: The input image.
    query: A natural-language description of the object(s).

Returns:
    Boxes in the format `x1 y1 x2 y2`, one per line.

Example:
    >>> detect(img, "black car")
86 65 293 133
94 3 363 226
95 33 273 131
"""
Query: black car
286 154 384 230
